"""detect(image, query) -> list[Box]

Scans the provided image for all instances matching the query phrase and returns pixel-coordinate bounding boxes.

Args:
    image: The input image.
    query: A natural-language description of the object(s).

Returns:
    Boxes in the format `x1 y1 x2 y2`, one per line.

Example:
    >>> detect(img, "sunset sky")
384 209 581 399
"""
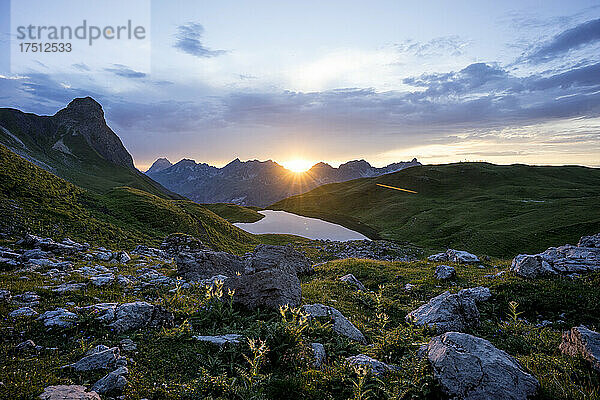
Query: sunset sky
1 0 599 170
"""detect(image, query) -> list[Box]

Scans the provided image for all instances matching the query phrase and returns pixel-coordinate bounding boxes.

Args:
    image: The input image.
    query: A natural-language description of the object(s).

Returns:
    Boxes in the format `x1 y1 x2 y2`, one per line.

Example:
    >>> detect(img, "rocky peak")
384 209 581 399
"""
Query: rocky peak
145 158 172 175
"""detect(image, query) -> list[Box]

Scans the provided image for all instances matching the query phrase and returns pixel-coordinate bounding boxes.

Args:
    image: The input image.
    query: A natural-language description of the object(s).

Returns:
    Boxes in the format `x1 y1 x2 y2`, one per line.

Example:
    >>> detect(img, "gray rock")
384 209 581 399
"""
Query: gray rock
193 334 243 347
79 303 118 322
11 291 40 306
89 273 115 286
115 251 131 263
50 283 87 293
435 265 456 280
247 244 313 275
425 332 539 400
177 250 245 281
161 233 210 255
10 307 38 317
18 234 80 255
311 342 326 368
91 366 128 395
559 326 600 372
346 354 393 376
39 385 101 400
484 271 506 279
85 345 110 355
138 270 173 286
65 347 120 371
406 287 491 333
339 274 366 291
15 339 37 352
120 338 137 352
37 308 78 328
429 249 480 264
108 302 174 333
511 234 600 278
303 304 366 343
0 289 11 301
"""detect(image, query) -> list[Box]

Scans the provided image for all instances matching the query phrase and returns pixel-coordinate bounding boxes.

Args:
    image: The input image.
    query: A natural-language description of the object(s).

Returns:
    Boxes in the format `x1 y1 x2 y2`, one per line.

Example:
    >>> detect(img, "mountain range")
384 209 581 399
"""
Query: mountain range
145 157 421 207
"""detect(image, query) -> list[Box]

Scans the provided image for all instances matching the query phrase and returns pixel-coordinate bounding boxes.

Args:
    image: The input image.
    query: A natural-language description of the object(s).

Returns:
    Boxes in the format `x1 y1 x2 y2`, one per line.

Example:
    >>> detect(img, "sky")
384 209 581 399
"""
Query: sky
1 0 599 170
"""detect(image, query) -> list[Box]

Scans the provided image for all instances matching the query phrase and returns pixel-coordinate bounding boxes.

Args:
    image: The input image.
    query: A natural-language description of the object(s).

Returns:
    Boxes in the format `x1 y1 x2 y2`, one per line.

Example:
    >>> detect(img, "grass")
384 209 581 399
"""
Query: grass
270 162 600 257
200 203 265 223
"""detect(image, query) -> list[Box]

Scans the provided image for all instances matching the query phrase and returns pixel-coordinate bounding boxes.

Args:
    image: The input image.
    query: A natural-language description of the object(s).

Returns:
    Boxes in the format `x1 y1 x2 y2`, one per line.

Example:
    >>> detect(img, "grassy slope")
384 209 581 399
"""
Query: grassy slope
270 162 600 257
0 144 259 252
200 203 265 223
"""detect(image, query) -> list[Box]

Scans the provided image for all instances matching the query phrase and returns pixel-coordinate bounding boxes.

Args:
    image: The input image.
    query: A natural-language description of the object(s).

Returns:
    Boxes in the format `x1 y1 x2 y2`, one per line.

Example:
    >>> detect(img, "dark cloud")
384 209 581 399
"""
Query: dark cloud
173 23 226 58
524 18 600 63
104 64 146 79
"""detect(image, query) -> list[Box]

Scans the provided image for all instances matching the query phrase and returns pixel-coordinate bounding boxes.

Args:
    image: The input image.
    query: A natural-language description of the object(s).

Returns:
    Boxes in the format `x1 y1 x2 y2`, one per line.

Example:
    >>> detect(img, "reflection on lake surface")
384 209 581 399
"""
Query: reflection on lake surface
234 210 369 241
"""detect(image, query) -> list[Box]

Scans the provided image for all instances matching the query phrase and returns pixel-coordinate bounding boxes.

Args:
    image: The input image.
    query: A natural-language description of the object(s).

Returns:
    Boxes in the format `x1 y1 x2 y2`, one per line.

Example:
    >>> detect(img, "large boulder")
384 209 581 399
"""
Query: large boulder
108 302 174 333
406 287 491 333
37 308 78 328
39 385 100 400
428 249 480 264
425 332 539 400
17 234 83 255
91 366 128 395
303 304 366 343
176 250 245 281
346 354 394 376
511 233 600 278
559 326 600 372
64 347 122 371
435 265 456 280
247 244 313 275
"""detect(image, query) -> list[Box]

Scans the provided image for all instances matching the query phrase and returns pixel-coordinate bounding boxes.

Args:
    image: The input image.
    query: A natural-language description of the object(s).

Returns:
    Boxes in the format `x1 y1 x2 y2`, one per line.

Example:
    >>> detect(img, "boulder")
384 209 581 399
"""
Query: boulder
17 234 80 255
424 332 539 400
511 233 600 278
64 347 121 371
194 334 243 347
115 251 131 263
39 385 100 400
435 265 456 280
37 308 78 328
339 274 367 291
120 338 137 352
0 289 11 301
15 339 38 353
303 304 366 343
559 326 600 372
177 250 245 281
79 303 118 322
89 273 115 286
247 244 313 275
108 302 174 333
311 342 326 368
91 366 128 395
161 233 210 255
406 287 491 333
429 249 480 264
10 307 38 317
346 354 393 376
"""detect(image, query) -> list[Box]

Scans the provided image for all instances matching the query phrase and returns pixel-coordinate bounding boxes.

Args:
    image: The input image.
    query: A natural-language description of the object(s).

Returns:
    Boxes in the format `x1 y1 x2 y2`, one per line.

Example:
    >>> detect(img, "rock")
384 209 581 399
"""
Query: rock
511 233 600 278
303 304 366 343
11 291 40 306
22 249 52 260
115 251 131 263
10 307 38 317
89 273 115 286
37 308 78 328
429 249 480 264
132 245 169 260
247 244 313 275
346 354 393 376
50 283 87 293
0 289 11 301
15 339 37 352
193 334 243 347
120 338 137 352
108 302 174 333
435 265 456 280
91 366 128 395
65 347 121 371
138 270 173 286
406 288 491 333
17 234 80 255
311 342 326 368
484 271 506 279
161 233 210 255
39 385 101 400
559 326 600 372
424 332 539 400
177 250 245 281
79 303 118 322
86 345 110 355
339 274 366 291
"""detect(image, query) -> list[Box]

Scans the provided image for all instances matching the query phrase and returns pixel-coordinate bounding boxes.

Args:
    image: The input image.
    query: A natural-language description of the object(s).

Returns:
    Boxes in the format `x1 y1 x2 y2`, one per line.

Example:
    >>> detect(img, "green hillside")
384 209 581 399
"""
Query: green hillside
270 162 600 257
200 203 265 223
0 144 258 252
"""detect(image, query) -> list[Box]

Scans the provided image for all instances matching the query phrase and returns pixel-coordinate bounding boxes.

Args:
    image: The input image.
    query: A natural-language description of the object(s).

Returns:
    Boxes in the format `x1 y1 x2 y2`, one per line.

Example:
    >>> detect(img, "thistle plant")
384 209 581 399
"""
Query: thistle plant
238 338 270 389
508 301 523 323
279 305 309 344
352 364 372 400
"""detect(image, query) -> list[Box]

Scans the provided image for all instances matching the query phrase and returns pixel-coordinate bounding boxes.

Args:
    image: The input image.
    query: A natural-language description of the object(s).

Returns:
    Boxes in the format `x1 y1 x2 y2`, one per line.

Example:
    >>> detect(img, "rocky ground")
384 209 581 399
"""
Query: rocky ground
0 233 599 399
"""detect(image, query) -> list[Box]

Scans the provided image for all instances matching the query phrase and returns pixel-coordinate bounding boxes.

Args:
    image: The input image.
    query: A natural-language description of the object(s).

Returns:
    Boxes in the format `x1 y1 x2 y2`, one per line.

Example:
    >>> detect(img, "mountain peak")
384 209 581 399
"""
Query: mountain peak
58 97 104 119
146 157 173 174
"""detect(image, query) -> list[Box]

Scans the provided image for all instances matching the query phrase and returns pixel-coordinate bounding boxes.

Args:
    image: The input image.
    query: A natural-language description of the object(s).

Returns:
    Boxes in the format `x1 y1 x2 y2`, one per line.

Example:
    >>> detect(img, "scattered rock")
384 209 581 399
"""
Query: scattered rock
435 265 456 280
339 274 366 291
15 339 38 353
65 347 121 371
39 385 100 400
11 291 40 306
120 338 137 352
429 249 480 264
89 273 115 286
108 302 174 333
458 286 492 302
177 250 245 281
0 289 11 301
49 283 87 293
115 251 131 263
559 326 600 372
10 307 38 318
346 354 393 376
303 304 366 343
424 332 539 400
247 244 313 275
91 366 128 395
161 233 210 255
194 334 243 347
511 233 600 278
311 342 326 368
484 271 506 279
37 308 78 328
79 303 117 322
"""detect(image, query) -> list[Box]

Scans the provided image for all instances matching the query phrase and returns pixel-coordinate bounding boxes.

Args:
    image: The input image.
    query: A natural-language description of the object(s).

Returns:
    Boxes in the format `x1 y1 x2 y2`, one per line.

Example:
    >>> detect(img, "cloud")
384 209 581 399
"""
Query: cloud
173 23 226 58
524 18 600 63
72 63 90 72
104 64 146 79
395 36 470 57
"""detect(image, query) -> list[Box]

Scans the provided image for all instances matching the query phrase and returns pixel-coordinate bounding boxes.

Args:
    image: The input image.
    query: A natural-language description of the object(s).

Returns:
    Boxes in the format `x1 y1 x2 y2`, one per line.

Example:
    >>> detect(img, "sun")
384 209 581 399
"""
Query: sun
283 159 313 173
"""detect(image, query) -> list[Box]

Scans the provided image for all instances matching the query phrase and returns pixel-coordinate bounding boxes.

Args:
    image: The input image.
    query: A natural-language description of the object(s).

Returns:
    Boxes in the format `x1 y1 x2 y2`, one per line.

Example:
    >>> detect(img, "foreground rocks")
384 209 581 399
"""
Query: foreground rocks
39 385 100 400
559 326 600 372
339 274 366 291
108 302 174 333
428 249 480 264
303 304 366 343
406 287 491 333
425 332 539 400
346 354 394 376
511 233 600 278
434 265 456 280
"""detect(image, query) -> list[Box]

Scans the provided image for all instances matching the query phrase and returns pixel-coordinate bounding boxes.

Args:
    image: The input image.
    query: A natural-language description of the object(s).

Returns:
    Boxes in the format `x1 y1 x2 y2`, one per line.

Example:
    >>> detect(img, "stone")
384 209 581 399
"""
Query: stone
17 234 80 255
303 304 366 343
161 233 210 255
311 342 326 368
193 334 243 347
435 265 456 280
247 244 313 275
39 385 101 400
79 303 118 322
91 366 128 395
559 326 600 372
120 338 137 352
138 270 173 285
89 273 115 286
424 332 539 400
346 354 393 376
50 283 87 293
428 249 480 264
115 251 131 263
0 289 11 301
15 339 37 352
511 233 600 278
65 347 121 371
12 291 40 306
339 274 366 291
37 308 78 328
86 345 110 355
108 302 174 333
10 307 38 317
177 250 245 281
406 287 491 333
